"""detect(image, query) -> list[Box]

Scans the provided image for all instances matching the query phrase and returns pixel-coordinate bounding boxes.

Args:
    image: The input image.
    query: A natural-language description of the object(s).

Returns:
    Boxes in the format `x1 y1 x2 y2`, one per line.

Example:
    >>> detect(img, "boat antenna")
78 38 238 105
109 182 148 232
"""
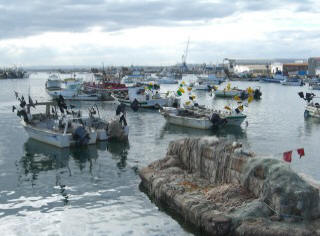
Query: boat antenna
181 37 190 72
95 104 100 118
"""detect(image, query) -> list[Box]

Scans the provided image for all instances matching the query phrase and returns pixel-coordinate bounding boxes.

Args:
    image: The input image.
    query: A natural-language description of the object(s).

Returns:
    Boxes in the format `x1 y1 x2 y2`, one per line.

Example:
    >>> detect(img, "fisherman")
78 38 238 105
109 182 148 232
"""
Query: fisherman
116 103 127 127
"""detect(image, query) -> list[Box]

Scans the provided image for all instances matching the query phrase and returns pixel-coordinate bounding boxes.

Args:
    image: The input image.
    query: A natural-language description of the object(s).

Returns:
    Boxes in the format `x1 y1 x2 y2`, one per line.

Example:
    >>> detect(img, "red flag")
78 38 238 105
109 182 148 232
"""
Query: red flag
297 148 305 158
283 151 292 163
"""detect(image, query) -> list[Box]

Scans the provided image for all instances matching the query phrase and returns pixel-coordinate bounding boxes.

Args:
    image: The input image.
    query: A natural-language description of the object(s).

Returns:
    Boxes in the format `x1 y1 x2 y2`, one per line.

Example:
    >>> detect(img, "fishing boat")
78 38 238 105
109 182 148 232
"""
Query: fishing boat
194 74 225 90
309 77 320 90
310 83 320 90
13 97 97 148
260 71 286 83
280 76 303 86
160 105 246 129
298 92 320 118
213 83 248 98
81 105 129 141
113 84 180 110
0 66 28 79
47 78 109 101
83 81 127 93
213 88 245 98
45 74 62 91
82 73 127 101
213 84 262 100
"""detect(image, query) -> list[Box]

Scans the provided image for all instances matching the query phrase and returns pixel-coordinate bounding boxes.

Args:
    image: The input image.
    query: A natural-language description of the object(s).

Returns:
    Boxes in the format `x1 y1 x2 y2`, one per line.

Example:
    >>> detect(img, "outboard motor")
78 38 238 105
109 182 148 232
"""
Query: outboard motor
130 99 139 112
240 91 248 100
306 93 315 103
72 126 90 146
253 89 262 99
210 113 227 128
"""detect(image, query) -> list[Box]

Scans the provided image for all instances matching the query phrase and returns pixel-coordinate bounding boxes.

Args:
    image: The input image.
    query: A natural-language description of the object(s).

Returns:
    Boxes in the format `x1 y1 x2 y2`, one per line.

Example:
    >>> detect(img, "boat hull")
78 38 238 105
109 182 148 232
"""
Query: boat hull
280 80 302 86
47 89 106 101
305 105 320 118
260 78 283 83
117 98 171 108
46 80 62 90
224 115 246 126
23 123 97 148
194 83 217 90
214 90 243 98
161 108 246 129
163 114 213 129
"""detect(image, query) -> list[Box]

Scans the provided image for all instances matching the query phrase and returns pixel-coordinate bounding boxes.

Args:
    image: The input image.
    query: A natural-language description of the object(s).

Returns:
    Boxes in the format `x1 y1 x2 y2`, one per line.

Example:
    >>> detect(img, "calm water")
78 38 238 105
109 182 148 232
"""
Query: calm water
0 73 320 235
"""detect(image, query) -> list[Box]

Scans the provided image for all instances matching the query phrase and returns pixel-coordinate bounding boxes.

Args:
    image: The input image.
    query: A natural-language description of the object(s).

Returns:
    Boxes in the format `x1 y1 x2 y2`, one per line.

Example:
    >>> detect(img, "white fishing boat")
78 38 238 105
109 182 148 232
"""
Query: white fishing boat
47 79 107 101
310 83 320 90
113 84 180 110
14 100 97 148
213 86 247 98
45 74 62 91
280 77 303 86
260 72 287 83
213 84 262 100
194 74 225 90
298 92 320 118
160 105 246 129
309 78 320 90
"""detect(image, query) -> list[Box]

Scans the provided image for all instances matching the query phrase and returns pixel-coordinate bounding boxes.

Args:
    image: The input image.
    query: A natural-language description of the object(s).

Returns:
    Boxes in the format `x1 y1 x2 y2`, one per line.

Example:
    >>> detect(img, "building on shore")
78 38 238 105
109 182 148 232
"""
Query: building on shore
227 58 306 76
308 57 320 76
282 63 308 76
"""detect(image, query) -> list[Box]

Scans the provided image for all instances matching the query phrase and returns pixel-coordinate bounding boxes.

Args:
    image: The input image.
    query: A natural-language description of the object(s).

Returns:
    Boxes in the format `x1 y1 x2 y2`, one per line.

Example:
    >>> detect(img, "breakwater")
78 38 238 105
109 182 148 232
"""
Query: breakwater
139 137 320 235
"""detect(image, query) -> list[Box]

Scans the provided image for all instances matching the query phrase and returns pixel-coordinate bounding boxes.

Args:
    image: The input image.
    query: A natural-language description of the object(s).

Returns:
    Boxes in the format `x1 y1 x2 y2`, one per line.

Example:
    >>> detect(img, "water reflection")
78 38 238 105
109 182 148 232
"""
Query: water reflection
70 145 98 172
21 139 71 175
160 123 247 140
304 117 320 136
106 140 130 170
20 139 130 178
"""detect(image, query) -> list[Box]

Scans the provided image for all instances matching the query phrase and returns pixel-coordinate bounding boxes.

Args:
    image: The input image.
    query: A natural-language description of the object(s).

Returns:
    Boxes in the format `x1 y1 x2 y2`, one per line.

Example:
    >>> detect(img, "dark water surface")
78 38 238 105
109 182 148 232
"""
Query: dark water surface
0 73 319 235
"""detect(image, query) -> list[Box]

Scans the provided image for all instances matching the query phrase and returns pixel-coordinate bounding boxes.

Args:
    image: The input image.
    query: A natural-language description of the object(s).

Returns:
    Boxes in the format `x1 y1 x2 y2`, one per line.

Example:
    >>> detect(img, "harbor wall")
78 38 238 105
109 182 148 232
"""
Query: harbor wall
139 137 320 235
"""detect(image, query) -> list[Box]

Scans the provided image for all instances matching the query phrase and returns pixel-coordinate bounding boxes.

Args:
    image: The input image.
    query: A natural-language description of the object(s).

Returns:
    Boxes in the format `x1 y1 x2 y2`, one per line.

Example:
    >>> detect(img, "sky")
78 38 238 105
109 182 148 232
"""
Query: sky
0 0 320 66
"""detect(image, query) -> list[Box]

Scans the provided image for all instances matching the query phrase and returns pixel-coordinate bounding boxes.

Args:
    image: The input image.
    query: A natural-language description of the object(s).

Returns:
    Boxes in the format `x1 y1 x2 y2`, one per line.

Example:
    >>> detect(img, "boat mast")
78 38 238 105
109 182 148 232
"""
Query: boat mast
181 38 190 72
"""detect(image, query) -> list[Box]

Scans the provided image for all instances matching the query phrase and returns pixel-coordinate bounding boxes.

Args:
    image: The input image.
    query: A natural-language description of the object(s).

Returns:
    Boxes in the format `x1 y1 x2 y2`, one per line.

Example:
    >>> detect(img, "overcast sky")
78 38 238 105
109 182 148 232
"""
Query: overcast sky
0 0 319 66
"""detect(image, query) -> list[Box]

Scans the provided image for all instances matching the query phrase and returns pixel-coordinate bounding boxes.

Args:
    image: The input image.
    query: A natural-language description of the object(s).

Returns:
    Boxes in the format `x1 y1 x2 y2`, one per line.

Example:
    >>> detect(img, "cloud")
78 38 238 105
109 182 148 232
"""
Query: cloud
3 0 316 40
0 0 239 39
0 0 319 66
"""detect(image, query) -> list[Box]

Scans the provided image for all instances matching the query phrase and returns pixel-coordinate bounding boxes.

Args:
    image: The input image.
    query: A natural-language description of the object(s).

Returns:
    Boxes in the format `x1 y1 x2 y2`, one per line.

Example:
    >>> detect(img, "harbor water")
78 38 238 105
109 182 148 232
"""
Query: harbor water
1 73 320 235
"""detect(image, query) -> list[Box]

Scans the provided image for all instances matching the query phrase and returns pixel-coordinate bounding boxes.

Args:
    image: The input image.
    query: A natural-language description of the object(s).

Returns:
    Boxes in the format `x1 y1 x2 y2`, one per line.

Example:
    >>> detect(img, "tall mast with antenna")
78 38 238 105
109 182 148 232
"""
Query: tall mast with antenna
181 38 190 72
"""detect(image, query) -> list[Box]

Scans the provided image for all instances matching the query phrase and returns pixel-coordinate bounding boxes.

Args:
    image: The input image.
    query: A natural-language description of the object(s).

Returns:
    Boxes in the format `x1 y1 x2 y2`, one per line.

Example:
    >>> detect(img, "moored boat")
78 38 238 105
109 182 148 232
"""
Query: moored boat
260 72 286 83
310 83 320 90
194 74 225 90
160 105 246 129
280 76 303 86
13 98 97 148
213 84 262 100
45 74 62 91
113 84 180 110
298 92 320 118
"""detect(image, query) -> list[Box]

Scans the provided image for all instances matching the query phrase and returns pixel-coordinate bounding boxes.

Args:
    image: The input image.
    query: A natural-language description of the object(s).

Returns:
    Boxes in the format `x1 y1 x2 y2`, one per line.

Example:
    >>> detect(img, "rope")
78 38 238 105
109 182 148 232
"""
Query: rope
261 199 304 220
